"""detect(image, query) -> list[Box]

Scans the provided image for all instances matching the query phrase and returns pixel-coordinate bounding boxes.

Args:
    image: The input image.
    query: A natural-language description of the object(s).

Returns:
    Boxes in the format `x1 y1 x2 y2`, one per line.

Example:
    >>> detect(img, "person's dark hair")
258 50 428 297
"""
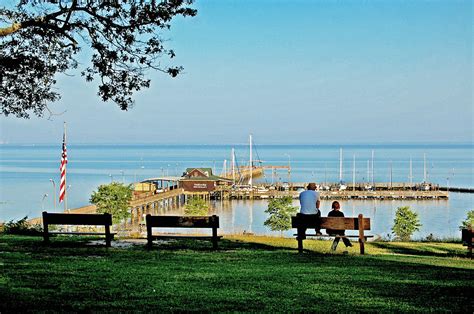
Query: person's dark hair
332 201 340 209
307 183 317 190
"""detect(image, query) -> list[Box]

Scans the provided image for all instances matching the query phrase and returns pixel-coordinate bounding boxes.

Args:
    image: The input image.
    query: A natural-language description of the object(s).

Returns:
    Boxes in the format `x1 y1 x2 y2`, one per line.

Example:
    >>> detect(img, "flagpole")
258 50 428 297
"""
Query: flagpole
64 122 69 213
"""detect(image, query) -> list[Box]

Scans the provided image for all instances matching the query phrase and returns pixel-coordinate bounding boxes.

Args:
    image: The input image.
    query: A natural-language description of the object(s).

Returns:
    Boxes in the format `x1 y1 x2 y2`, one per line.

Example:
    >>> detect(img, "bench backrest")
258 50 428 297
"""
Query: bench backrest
146 215 219 228
292 213 371 230
42 211 112 226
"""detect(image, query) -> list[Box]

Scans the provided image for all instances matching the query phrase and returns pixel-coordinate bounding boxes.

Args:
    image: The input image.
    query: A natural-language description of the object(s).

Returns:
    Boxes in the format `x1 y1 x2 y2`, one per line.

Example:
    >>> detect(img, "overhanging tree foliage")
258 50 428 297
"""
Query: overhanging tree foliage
90 182 133 224
0 0 196 118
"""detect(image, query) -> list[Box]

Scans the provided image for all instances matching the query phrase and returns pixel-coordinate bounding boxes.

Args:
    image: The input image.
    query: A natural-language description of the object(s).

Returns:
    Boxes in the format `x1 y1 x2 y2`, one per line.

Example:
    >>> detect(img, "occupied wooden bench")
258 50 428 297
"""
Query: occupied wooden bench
292 213 372 254
146 215 221 249
42 211 115 247
461 227 473 258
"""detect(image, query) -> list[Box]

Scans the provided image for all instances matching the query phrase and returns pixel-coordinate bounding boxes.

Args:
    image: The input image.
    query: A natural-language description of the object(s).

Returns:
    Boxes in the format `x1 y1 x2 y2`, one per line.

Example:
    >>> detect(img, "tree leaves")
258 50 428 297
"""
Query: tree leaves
391 206 422 241
264 196 298 233
0 0 197 118
90 182 133 225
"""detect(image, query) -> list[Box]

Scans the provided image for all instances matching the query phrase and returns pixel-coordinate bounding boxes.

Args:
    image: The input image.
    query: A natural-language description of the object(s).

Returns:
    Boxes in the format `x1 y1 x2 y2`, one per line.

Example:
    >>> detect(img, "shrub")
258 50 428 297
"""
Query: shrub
184 197 209 216
3 216 43 235
264 196 298 234
391 206 422 241
459 210 474 230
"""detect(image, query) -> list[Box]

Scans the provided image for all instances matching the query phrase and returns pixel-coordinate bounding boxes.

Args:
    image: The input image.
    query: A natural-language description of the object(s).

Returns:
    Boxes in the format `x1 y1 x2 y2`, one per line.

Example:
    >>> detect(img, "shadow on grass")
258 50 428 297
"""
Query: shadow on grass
144 238 302 253
2 234 322 258
2 235 473 313
370 241 468 258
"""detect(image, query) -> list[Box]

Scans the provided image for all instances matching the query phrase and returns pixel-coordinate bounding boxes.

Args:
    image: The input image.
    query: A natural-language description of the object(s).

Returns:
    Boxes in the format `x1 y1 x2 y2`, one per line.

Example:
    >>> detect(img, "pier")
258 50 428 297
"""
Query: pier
213 185 448 200
439 186 474 193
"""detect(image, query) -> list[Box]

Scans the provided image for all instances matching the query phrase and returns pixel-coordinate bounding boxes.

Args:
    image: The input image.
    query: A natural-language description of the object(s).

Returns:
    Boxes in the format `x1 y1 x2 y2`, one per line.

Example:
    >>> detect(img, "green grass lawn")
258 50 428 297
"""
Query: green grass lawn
1 235 473 312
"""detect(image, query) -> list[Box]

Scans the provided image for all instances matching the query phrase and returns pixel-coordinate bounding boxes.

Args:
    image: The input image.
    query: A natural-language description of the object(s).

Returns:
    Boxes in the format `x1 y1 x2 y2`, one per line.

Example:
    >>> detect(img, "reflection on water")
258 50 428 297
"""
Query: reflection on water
166 193 472 240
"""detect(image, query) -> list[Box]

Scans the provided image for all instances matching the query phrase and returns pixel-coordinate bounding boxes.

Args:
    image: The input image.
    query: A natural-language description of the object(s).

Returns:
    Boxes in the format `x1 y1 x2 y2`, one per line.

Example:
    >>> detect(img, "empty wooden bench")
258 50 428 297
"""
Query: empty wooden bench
292 213 372 254
461 227 473 258
42 211 115 247
146 215 221 249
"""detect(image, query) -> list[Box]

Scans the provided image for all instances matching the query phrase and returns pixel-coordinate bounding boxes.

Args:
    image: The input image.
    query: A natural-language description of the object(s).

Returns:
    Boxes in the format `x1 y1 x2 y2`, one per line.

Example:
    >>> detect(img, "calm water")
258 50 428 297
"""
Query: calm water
0 143 472 239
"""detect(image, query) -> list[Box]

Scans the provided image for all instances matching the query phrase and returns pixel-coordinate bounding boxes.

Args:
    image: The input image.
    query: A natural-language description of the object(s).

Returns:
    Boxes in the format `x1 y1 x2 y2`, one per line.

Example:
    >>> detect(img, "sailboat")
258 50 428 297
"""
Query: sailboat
338 148 347 191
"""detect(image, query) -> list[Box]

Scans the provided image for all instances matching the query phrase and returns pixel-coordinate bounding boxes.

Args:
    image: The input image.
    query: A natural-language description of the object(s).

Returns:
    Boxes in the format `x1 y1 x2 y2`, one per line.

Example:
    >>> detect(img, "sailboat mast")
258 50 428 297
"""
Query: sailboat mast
222 160 227 177
231 148 236 184
390 160 393 189
409 156 413 187
339 148 343 183
367 160 370 185
371 150 375 186
352 154 355 191
249 134 253 187
423 153 427 183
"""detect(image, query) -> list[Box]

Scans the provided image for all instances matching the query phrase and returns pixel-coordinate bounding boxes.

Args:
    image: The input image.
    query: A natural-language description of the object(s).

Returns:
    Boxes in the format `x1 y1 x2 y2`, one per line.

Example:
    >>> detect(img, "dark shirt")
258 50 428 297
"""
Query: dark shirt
327 209 345 235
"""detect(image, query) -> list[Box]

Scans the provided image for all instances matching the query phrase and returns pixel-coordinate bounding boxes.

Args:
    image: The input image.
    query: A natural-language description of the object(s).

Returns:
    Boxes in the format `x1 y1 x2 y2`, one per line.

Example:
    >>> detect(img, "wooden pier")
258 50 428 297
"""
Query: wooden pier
213 189 448 200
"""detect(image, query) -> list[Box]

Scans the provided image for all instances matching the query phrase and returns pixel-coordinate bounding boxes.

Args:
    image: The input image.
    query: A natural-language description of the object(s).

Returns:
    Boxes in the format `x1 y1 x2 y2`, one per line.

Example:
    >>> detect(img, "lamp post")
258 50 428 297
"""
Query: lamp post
120 170 124 183
41 194 48 211
109 174 113 183
66 185 72 213
49 179 56 211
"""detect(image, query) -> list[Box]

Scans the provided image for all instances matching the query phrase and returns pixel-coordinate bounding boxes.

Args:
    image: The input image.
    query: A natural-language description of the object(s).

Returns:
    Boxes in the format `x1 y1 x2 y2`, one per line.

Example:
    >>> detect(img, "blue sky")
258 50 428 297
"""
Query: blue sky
0 0 472 144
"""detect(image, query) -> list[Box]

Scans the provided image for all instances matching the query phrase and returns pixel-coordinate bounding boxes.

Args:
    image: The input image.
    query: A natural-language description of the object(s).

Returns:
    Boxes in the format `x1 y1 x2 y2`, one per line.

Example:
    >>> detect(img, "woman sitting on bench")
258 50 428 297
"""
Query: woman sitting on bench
327 201 353 251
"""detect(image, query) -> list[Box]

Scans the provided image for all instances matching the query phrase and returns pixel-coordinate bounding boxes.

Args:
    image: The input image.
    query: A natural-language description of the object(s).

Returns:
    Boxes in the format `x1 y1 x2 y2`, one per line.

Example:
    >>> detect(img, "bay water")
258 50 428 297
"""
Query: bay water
1 143 472 239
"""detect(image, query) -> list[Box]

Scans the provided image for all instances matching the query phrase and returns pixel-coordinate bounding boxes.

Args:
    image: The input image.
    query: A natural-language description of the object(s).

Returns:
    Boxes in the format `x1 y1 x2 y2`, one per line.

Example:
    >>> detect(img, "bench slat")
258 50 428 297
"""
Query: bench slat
146 215 219 228
293 234 374 238
292 216 371 230
48 232 116 236
43 212 112 225
151 235 223 240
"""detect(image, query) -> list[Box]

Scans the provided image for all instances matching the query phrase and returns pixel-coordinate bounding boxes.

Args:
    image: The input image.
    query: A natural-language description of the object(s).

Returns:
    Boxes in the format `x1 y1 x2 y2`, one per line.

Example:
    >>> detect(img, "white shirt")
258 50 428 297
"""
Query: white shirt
299 190 320 215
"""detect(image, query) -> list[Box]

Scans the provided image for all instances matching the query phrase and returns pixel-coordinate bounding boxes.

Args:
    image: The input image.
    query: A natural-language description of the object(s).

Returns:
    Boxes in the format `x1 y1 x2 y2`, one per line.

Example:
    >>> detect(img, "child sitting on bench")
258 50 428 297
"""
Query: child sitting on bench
327 201 353 251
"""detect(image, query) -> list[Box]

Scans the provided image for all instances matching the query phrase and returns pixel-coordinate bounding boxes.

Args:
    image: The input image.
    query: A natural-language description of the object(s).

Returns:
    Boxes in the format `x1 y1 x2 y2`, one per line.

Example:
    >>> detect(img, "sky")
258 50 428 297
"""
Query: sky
0 0 472 144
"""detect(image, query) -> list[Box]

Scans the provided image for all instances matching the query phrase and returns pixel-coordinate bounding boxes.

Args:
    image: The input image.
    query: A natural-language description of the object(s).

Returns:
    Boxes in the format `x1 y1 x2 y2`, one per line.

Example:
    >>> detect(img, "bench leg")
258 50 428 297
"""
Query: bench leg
358 214 365 255
147 239 153 250
468 245 472 259
358 238 365 255
105 225 112 247
297 237 303 253
43 233 50 244
212 226 218 250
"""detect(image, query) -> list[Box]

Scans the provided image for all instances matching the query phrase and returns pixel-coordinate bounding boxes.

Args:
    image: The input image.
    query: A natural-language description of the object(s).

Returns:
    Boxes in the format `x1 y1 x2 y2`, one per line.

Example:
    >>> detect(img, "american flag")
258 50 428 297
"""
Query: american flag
59 132 67 203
